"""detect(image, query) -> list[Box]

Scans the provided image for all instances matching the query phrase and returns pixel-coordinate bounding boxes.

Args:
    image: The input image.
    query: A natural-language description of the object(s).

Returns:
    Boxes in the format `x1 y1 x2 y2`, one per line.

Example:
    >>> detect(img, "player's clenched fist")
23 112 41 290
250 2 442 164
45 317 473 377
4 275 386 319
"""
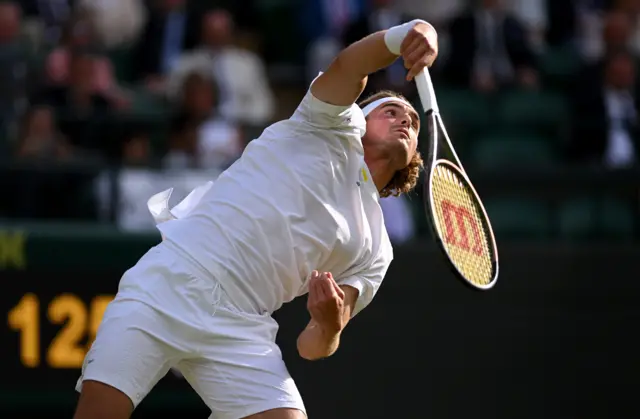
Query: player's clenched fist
400 21 438 81
307 271 346 333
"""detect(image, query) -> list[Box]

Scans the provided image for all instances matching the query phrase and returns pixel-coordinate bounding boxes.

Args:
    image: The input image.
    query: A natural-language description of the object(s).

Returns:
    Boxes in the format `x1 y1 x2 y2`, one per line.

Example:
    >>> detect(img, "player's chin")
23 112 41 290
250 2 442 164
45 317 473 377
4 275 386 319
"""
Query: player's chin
394 146 412 169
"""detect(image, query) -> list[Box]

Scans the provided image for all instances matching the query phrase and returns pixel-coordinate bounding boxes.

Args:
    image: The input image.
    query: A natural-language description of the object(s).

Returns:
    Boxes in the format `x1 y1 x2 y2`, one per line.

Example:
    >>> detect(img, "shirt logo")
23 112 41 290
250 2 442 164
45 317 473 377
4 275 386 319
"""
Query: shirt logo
360 168 368 182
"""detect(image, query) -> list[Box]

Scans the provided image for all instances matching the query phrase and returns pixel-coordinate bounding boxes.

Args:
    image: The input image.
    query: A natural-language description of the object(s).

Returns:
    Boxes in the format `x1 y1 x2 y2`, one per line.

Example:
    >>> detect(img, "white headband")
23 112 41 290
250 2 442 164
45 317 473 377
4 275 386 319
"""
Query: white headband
361 97 414 117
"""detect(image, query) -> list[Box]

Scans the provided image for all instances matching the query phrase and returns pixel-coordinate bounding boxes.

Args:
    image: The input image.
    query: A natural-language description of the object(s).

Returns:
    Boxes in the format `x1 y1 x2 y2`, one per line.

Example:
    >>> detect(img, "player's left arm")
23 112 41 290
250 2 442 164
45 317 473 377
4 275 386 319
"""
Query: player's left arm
296 275 360 361
297 253 390 361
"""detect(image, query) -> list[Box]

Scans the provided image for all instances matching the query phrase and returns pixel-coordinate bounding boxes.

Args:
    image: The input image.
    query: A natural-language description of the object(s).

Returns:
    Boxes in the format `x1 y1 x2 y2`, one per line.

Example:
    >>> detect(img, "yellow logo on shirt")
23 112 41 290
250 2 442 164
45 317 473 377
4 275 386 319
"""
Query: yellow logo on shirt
361 168 368 183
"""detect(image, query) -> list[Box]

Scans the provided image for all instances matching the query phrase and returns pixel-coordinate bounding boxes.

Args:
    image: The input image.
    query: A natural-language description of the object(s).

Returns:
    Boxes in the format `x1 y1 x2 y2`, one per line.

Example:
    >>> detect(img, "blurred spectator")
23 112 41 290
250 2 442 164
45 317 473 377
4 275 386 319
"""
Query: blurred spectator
164 112 199 169
20 0 72 46
77 0 147 49
508 0 547 50
444 0 539 93
342 0 415 98
95 125 159 230
167 8 274 127
135 0 199 94
167 72 243 170
96 121 219 231
0 1 39 138
121 125 151 166
40 49 115 152
14 104 71 161
616 0 640 54
11 103 97 221
299 0 365 83
44 9 129 108
569 49 639 168
583 9 636 62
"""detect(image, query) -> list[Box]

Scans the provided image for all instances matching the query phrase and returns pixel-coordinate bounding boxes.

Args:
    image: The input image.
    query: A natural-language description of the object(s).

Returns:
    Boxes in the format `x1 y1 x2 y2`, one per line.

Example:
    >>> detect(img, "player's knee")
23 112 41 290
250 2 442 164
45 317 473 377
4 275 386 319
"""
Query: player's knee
73 380 134 419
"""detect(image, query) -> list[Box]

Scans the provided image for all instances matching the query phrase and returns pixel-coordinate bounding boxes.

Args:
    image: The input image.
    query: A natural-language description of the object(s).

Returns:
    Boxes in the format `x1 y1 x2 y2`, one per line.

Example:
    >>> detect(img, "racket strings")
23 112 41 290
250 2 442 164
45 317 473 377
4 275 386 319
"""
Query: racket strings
431 164 493 286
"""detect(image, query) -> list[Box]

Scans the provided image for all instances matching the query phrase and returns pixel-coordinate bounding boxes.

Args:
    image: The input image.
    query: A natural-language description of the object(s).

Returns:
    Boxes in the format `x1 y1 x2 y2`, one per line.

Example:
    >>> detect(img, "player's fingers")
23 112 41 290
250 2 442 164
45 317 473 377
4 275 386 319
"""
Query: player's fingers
405 43 429 69
319 274 337 299
307 278 318 306
333 282 345 300
314 276 328 301
325 274 344 299
401 39 419 69
406 55 431 81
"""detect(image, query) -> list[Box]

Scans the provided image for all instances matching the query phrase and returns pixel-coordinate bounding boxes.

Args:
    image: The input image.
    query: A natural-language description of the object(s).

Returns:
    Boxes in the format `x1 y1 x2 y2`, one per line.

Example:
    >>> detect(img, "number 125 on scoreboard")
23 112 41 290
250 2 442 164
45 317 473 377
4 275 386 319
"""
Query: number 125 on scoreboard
7 293 114 369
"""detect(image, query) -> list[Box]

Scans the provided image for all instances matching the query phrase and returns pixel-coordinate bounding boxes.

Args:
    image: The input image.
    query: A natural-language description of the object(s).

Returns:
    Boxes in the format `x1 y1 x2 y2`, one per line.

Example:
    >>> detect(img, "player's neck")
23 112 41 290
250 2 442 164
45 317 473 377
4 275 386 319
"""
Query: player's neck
365 157 395 194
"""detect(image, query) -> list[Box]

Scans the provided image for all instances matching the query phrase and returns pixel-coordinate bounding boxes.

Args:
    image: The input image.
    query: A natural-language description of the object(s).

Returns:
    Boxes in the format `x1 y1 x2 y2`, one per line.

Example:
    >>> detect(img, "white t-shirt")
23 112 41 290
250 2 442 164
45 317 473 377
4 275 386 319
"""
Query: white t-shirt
151 87 393 317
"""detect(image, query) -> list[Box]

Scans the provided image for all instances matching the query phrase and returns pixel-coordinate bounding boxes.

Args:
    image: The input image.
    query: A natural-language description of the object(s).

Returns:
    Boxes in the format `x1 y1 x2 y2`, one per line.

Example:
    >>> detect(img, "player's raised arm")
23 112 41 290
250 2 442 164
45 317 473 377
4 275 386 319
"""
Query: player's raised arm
311 20 439 107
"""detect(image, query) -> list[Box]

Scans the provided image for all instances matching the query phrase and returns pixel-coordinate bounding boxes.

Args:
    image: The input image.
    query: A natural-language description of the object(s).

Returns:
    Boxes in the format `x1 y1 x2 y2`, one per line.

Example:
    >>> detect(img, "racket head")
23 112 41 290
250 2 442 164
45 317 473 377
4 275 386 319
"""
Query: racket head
424 157 499 291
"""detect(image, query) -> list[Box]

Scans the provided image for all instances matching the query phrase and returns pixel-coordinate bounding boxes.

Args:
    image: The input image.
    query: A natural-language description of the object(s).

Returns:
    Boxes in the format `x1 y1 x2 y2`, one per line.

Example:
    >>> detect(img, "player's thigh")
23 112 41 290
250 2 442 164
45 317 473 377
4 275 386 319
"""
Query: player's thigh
177 338 305 419
75 299 179 416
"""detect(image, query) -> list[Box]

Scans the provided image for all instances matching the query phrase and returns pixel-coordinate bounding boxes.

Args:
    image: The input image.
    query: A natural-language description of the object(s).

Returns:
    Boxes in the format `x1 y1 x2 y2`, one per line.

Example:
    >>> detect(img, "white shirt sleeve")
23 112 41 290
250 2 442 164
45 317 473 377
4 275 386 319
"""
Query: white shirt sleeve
336 246 392 317
290 78 367 139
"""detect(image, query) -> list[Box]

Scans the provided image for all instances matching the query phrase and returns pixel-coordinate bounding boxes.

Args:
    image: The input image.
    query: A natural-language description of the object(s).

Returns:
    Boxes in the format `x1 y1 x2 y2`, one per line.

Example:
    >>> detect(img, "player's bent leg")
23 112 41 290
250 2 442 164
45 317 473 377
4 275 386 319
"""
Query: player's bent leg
178 355 307 419
73 299 182 419
175 300 307 419
73 380 133 419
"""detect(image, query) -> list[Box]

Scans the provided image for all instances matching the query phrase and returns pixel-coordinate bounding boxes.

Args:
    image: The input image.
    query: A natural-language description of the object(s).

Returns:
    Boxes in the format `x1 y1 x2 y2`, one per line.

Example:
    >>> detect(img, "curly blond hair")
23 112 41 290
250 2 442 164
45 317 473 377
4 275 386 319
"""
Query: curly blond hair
358 90 423 198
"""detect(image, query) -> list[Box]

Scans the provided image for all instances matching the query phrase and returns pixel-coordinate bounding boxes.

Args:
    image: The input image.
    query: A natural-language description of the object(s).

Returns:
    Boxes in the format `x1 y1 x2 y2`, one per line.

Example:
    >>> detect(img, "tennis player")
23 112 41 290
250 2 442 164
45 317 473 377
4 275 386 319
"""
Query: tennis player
74 19 438 419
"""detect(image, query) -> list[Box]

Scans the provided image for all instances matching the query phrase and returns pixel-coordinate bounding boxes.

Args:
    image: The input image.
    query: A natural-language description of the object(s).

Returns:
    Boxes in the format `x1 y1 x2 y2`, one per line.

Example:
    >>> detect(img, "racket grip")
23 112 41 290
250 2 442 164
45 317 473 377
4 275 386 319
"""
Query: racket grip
415 68 439 114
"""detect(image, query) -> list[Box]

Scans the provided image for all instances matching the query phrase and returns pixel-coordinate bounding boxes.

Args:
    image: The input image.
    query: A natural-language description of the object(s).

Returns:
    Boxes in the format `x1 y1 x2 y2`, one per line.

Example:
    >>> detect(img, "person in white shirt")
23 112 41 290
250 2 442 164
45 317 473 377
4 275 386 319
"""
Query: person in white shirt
73 19 438 419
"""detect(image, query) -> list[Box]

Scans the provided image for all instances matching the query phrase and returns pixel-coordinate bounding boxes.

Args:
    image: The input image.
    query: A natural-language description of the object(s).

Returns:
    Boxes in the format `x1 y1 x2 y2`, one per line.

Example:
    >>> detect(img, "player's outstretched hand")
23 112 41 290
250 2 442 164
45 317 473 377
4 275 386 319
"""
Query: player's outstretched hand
307 271 346 334
400 21 438 81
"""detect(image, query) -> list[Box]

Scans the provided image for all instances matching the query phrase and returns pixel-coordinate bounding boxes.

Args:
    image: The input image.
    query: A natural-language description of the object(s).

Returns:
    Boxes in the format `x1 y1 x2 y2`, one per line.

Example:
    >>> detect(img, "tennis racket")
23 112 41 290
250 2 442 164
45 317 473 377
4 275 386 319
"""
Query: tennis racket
414 69 499 291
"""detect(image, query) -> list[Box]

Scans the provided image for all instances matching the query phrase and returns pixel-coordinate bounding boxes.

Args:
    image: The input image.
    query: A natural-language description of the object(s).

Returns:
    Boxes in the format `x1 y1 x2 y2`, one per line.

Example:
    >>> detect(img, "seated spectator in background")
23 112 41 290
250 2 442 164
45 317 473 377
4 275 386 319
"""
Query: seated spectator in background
135 0 199 94
574 10 639 97
583 9 636 63
14 104 71 161
299 0 364 84
11 104 97 220
0 1 39 137
169 72 243 170
167 8 274 127
444 0 539 93
96 120 220 231
95 125 160 230
77 0 147 49
40 48 115 152
615 0 640 55
20 0 72 46
44 9 130 109
164 112 199 170
569 49 639 168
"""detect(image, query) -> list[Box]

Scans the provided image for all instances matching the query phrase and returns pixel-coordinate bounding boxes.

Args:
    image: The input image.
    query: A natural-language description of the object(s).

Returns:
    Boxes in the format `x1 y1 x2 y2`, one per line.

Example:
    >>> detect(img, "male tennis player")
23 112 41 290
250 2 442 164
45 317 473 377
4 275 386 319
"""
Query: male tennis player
74 19 438 419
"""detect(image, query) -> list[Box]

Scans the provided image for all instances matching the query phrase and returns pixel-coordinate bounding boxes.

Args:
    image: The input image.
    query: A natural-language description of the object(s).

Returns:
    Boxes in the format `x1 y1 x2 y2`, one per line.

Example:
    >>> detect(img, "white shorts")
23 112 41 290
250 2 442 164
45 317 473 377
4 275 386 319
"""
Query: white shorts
76 242 306 419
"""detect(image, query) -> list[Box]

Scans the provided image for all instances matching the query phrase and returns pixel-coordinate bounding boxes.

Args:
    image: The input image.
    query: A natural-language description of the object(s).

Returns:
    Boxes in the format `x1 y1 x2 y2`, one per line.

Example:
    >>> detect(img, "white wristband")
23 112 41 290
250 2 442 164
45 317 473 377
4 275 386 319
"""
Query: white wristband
384 19 432 55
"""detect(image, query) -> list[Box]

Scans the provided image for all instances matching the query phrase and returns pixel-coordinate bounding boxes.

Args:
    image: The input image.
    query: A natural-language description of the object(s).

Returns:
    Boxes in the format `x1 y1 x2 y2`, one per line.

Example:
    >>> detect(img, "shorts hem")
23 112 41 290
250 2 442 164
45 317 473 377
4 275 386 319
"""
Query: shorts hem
217 401 307 419
75 373 142 408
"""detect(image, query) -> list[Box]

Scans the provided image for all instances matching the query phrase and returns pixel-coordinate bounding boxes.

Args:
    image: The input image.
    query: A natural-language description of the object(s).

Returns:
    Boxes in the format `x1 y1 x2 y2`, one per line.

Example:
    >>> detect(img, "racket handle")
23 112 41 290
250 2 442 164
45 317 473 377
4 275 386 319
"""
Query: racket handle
415 68 439 114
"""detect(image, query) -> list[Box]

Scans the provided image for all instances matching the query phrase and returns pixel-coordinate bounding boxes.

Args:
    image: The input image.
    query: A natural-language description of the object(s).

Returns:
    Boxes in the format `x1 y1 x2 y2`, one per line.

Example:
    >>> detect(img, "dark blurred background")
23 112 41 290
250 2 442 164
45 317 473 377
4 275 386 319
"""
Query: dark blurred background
0 0 639 418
